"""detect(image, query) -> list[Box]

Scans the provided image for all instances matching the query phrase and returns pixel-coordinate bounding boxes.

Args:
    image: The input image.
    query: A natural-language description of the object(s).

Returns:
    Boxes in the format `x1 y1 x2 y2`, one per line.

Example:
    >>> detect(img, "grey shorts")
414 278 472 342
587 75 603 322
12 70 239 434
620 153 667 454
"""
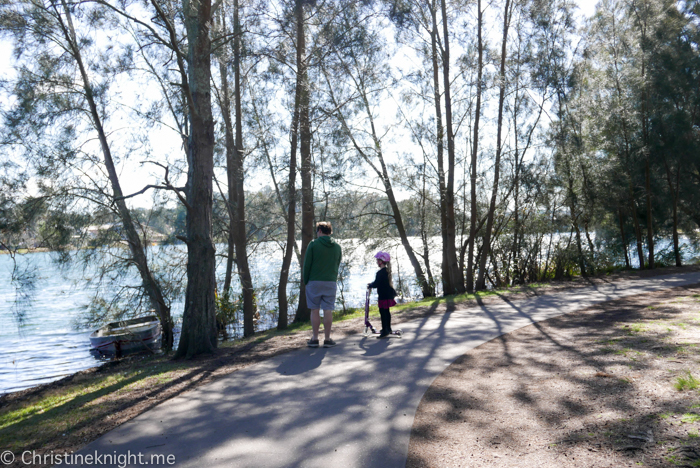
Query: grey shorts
305 281 337 310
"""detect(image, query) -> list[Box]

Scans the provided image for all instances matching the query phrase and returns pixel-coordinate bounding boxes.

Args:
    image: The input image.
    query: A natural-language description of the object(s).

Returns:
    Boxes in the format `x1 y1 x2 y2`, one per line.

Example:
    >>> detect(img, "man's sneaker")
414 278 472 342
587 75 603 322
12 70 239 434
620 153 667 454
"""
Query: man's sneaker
307 339 319 348
323 338 337 348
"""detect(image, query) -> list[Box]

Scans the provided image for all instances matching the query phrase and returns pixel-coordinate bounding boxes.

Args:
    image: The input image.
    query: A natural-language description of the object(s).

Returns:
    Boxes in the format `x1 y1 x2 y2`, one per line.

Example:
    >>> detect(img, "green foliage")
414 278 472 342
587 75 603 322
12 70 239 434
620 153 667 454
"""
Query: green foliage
216 290 239 339
215 289 259 340
675 372 700 391
681 413 700 424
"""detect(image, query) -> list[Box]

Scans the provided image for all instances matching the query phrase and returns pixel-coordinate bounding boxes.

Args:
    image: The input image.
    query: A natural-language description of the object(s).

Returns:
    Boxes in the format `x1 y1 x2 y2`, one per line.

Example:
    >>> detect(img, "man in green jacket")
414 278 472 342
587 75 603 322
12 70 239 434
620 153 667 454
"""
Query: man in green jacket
304 221 342 348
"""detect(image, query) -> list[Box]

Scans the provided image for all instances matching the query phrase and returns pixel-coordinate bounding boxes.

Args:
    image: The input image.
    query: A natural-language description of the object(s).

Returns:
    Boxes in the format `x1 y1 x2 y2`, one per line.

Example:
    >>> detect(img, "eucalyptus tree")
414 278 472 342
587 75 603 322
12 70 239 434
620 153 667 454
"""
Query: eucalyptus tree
646 0 700 266
212 0 256 337
584 0 692 270
498 0 574 285
175 0 218 356
318 3 436 298
586 0 647 268
100 0 220 356
388 0 469 295
474 0 514 290
0 0 176 349
268 0 308 327
293 0 314 324
465 0 483 292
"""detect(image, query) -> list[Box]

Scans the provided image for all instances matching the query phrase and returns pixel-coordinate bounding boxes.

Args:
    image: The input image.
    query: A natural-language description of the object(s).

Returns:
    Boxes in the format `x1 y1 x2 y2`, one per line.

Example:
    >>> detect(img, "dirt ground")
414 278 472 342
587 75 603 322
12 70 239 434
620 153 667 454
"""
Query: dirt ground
1 265 699 467
407 285 700 468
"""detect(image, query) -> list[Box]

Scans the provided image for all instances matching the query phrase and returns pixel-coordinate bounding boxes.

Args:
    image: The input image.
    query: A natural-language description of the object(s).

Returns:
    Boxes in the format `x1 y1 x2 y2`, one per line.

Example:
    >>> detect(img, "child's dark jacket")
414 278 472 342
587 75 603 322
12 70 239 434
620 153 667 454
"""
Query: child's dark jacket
368 268 397 300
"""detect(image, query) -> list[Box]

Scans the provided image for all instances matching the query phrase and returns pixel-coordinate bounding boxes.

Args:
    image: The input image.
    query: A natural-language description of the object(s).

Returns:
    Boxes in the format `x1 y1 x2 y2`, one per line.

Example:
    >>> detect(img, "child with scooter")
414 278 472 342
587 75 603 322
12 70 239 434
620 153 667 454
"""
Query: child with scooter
366 251 400 338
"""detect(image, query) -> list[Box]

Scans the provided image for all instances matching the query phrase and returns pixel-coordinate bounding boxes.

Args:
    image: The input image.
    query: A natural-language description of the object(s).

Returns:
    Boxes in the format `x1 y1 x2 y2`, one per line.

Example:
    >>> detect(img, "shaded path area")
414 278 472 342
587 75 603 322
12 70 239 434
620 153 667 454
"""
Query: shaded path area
407 284 700 468
65 272 700 468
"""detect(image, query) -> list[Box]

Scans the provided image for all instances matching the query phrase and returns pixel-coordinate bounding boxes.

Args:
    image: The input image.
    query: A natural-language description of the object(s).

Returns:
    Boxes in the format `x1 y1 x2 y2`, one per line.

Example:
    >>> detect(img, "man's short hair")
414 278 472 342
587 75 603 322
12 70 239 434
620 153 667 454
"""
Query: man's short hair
316 221 332 235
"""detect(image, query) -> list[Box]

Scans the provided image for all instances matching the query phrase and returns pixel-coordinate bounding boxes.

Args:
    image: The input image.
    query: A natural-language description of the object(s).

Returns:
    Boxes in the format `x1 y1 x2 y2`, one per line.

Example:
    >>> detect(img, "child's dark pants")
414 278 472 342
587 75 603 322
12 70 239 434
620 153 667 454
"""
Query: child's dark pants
379 308 392 333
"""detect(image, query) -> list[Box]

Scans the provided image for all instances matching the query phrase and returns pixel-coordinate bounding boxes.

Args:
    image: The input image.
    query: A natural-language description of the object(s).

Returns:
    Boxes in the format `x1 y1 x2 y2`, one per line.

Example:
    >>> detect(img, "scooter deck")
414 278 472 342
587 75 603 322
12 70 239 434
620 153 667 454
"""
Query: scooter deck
363 327 402 338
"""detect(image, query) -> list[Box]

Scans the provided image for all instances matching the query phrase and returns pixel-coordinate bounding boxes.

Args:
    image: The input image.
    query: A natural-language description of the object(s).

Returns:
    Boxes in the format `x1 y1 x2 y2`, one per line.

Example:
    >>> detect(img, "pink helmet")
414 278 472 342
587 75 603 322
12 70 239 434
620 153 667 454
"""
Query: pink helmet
374 251 391 263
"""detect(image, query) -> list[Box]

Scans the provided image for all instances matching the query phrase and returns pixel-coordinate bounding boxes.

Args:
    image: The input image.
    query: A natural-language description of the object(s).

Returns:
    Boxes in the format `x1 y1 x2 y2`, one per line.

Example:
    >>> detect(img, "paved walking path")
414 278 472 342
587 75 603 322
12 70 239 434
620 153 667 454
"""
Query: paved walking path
67 272 700 468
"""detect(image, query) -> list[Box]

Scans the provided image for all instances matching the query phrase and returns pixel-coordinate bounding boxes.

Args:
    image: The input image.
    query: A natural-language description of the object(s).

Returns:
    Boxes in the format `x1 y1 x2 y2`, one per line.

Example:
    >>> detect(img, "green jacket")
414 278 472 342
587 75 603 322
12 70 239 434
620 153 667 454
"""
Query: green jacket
303 236 342 284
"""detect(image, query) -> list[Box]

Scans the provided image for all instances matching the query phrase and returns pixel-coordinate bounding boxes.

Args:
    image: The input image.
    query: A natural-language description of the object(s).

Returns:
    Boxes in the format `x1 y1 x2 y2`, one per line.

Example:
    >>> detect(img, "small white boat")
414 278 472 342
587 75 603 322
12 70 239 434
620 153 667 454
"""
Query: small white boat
89 315 162 355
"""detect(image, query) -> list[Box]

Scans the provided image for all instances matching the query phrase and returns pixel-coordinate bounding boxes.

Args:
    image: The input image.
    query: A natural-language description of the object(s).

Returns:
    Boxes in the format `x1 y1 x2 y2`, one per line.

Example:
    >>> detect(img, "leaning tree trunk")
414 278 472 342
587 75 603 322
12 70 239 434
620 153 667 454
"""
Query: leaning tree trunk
476 0 511 291
57 0 174 350
277 105 298 331
322 57 435 299
176 0 218 358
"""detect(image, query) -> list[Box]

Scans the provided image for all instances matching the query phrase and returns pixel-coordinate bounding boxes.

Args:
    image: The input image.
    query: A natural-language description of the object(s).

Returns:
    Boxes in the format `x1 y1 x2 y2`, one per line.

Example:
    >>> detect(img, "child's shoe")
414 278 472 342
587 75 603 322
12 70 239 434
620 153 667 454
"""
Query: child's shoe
377 330 390 339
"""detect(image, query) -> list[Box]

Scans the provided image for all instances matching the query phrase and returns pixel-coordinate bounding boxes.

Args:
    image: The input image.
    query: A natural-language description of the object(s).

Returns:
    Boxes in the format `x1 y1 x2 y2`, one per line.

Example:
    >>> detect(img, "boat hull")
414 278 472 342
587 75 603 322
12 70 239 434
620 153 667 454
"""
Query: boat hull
89 316 162 355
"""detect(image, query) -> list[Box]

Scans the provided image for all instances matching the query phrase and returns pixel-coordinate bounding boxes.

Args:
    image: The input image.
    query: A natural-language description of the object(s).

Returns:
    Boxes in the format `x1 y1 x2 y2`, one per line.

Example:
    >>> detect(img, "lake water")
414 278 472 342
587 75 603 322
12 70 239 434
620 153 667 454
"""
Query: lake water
1 235 696 394
0 239 436 394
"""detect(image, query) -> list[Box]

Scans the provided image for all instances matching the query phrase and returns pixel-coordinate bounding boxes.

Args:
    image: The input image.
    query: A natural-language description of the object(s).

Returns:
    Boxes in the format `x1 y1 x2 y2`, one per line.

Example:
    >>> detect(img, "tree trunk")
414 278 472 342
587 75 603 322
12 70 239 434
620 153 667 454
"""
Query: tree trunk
428 0 452 295
541 202 557 281
177 0 218 358
231 0 255 337
584 219 595 274
218 12 236 295
280 0 303 329
637 9 654 270
645 160 654 269
466 0 483 293
57 0 174 350
570 197 586 277
277 104 298 331
476 0 511 291
295 0 314 324
618 208 630 268
440 0 464 293
629 186 645 269
421 156 436 294
664 158 682 267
